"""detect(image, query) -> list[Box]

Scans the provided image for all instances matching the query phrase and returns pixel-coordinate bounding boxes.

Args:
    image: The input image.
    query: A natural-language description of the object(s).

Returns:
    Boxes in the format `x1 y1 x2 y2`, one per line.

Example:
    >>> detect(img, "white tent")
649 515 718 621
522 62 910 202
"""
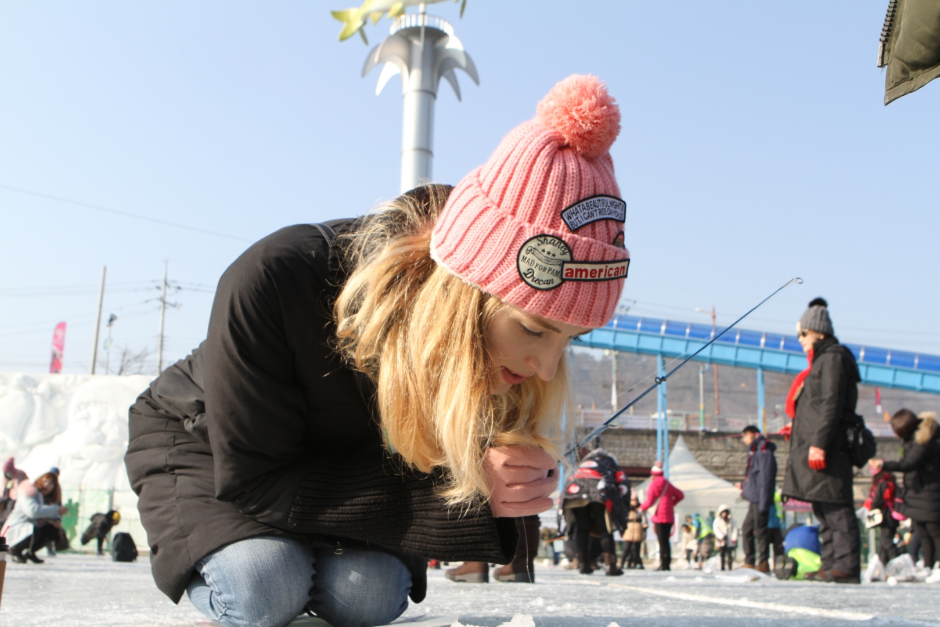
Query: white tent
636 434 748 532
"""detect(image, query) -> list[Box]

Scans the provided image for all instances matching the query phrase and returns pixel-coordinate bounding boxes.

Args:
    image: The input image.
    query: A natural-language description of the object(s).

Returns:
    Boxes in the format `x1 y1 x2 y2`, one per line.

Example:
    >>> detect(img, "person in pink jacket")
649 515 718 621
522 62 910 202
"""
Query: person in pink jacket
640 461 685 571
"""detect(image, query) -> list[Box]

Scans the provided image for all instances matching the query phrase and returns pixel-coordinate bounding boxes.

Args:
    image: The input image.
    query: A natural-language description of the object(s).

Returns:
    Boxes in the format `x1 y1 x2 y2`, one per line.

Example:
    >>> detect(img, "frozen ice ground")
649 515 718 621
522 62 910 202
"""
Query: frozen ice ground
2 554 939 627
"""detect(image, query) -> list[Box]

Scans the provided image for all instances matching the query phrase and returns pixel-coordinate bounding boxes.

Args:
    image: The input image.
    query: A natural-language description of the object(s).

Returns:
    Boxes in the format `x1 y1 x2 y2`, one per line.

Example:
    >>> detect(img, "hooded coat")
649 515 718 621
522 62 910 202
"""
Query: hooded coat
883 413 940 523
712 505 738 547
741 434 777 513
124 221 516 604
782 336 860 505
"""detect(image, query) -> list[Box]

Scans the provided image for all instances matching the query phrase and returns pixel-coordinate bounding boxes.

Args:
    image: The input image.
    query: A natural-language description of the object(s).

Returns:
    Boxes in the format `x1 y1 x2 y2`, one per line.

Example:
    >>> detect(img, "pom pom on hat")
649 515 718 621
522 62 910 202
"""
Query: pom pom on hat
536 75 621 159
798 297 834 336
650 460 664 475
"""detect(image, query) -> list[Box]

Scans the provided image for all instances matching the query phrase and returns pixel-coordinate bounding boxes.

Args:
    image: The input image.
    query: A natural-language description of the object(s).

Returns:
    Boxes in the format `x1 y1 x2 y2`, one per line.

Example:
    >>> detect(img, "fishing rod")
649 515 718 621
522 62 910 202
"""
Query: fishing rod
567 277 803 456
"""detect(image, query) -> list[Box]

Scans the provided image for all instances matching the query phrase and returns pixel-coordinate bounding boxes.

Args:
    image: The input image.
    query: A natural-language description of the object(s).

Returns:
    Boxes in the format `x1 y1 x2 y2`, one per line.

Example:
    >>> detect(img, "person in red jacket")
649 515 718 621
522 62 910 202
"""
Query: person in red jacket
863 469 899 566
640 461 684 571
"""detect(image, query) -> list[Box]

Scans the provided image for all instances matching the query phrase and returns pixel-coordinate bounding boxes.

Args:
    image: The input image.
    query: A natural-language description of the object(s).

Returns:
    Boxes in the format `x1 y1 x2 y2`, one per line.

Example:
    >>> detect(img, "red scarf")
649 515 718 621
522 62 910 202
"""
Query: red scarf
785 349 813 420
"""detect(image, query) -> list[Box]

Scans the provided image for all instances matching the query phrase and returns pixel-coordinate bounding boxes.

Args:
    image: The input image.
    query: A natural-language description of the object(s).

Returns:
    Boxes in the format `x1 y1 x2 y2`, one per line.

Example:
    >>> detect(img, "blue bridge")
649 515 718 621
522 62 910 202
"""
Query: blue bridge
577 314 940 476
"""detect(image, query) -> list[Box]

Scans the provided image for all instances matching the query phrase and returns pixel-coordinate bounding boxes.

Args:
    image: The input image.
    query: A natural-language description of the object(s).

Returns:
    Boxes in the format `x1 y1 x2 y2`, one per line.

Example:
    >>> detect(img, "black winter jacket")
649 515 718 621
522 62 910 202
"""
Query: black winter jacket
741 435 777 513
782 337 860 505
883 413 940 523
124 222 516 603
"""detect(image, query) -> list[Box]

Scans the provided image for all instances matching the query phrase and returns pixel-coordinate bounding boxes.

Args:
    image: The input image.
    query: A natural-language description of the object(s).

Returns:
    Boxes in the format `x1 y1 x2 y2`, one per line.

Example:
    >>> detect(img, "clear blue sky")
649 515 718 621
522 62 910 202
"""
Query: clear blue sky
2 1 938 375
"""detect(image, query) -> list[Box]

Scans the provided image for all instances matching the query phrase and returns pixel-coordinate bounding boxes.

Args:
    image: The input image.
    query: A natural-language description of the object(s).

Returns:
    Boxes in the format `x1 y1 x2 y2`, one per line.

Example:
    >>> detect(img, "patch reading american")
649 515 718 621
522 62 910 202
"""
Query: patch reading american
517 235 571 290
517 234 630 290
561 258 630 281
560 195 626 231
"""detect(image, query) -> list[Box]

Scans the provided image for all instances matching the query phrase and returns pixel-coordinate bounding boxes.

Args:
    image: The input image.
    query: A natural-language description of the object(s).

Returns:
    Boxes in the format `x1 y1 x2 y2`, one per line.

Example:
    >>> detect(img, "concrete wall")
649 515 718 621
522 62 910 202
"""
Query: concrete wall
597 428 904 502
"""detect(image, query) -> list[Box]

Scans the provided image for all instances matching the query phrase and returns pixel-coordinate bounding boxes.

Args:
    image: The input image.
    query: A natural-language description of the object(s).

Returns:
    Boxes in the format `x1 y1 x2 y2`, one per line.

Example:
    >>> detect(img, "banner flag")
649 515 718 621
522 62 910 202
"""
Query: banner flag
50 322 66 373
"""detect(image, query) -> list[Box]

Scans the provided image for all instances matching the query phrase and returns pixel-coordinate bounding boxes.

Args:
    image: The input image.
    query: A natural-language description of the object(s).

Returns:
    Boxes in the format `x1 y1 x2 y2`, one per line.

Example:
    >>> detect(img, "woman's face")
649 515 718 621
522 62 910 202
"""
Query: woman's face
485 304 592 395
38 479 55 496
797 328 825 353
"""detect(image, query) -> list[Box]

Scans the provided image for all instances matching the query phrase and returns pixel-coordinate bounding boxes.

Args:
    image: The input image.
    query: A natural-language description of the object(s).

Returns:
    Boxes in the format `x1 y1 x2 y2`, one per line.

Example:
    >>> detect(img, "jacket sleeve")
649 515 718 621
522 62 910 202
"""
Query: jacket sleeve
757 451 777 513
812 352 847 450
672 484 684 504
640 480 661 511
287 454 517 564
883 442 931 473
202 228 331 507
18 494 60 521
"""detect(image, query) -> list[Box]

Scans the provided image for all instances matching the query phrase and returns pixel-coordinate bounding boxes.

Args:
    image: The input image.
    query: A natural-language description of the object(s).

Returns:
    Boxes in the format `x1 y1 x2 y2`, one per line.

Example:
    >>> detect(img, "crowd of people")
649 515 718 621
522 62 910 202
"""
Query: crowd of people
441 299 940 585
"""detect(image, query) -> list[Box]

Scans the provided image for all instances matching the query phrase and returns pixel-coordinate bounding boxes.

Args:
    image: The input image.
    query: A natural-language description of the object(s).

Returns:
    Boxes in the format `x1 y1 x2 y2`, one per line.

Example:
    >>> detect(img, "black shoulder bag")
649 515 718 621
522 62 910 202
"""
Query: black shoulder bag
846 413 877 468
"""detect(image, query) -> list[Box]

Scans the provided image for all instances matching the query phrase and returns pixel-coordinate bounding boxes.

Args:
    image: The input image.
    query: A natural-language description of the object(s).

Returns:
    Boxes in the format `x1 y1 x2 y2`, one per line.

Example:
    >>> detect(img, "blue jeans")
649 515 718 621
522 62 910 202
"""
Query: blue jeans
186 537 411 627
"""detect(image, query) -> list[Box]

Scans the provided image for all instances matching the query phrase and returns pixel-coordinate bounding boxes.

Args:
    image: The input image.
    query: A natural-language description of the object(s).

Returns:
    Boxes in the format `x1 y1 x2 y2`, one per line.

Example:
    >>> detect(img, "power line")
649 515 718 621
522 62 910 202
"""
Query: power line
0 183 251 243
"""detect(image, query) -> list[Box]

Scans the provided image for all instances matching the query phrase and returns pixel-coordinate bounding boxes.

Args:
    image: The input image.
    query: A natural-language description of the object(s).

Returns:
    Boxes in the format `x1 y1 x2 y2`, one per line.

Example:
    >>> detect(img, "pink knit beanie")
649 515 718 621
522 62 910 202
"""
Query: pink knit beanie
431 74 628 328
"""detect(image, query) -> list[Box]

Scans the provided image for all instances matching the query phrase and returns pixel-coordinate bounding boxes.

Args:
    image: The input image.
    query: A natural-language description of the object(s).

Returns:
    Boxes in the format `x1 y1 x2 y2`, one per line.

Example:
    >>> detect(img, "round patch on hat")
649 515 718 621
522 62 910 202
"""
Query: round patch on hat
517 234 571 291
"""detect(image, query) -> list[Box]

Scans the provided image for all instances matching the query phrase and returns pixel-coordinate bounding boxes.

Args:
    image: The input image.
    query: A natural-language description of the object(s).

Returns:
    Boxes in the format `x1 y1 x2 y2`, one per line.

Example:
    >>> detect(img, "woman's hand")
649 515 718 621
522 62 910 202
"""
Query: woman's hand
58 505 69 515
484 445 558 517
869 458 884 472
808 446 826 471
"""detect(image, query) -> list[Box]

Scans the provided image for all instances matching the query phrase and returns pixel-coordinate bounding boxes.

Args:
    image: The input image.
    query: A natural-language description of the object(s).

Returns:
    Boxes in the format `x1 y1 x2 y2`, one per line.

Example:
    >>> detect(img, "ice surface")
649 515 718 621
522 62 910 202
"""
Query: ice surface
4 554 940 627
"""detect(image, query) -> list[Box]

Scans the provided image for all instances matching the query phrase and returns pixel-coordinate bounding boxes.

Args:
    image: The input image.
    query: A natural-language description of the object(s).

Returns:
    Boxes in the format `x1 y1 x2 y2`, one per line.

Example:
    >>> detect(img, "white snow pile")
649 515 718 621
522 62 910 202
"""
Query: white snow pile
450 618 619 627
0 372 152 489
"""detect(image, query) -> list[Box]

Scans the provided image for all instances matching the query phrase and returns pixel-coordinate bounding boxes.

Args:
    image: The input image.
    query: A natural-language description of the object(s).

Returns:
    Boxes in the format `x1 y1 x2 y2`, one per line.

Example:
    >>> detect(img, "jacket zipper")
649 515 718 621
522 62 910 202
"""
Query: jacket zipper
878 0 900 68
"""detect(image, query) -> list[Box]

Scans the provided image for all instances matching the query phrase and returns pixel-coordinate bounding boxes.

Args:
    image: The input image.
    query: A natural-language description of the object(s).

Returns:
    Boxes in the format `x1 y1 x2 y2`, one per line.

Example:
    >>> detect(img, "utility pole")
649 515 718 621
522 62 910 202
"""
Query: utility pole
698 364 706 431
607 350 618 411
712 306 720 415
157 262 168 374
89 266 107 374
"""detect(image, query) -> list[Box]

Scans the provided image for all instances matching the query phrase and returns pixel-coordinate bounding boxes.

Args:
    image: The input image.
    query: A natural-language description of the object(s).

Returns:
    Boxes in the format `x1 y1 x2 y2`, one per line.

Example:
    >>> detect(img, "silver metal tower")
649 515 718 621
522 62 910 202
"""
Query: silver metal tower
362 12 478 193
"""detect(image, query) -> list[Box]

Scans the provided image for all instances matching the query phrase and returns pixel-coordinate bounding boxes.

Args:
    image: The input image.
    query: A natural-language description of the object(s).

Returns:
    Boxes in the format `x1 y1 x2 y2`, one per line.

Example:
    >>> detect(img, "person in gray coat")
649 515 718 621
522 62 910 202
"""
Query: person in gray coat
781 298 862 583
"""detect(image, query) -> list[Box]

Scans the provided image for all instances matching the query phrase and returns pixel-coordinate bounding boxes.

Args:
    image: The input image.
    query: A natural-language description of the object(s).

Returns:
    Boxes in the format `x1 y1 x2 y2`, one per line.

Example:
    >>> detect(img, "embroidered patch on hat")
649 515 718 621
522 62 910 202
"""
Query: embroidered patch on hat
560 194 626 232
517 234 630 291
517 235 571 290
562 258 630 282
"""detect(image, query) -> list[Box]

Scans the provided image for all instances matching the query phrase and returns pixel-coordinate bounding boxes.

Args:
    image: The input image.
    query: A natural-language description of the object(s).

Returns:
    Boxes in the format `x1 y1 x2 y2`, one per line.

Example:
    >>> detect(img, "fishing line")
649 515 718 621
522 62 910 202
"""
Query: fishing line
567 277 803 456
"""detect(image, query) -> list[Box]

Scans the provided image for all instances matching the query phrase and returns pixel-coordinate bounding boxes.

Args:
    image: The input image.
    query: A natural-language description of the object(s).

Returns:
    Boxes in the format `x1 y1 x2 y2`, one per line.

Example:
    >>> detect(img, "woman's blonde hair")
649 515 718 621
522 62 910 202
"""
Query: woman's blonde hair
334 185 571 505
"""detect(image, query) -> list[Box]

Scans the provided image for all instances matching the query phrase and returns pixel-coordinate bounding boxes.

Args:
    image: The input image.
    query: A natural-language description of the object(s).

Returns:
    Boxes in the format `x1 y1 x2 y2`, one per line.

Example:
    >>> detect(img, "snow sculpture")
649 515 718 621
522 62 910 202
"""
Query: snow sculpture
0 373 152 490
